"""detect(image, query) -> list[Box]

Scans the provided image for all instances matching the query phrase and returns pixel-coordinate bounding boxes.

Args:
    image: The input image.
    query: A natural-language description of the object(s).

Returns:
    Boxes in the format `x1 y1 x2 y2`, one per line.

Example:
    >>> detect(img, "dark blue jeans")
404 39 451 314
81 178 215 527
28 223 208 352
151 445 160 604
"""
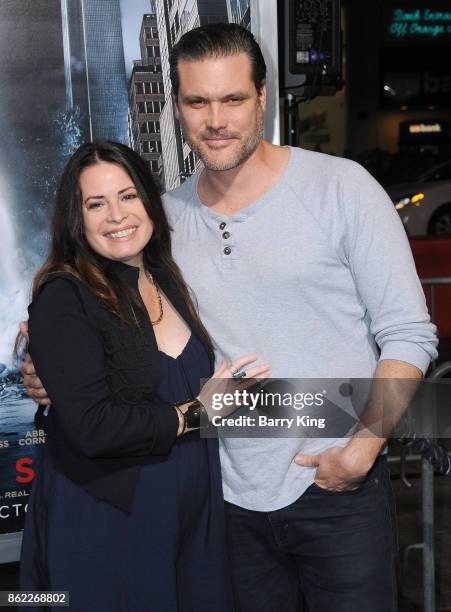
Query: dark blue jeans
224 456 398 612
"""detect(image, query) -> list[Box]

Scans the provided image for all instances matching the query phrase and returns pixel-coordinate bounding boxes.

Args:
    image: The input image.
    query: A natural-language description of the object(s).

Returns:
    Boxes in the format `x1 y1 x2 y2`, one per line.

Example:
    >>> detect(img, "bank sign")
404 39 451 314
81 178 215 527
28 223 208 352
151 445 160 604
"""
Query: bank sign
384 5 451 43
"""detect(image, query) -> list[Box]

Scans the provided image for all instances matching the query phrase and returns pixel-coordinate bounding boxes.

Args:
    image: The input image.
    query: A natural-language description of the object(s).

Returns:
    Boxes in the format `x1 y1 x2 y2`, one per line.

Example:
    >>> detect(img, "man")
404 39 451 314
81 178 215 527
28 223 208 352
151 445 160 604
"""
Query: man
23 23 437 612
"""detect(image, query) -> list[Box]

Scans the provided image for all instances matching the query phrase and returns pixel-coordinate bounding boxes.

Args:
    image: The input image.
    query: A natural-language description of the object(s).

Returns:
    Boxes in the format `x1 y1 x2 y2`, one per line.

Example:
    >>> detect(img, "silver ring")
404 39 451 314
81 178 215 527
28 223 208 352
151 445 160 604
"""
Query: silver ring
232 368 246 380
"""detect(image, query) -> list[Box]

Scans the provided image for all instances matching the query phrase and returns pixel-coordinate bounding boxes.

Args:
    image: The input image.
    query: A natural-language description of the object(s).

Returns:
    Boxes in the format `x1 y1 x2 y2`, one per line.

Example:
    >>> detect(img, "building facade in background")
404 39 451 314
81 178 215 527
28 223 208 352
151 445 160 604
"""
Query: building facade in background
128 14 165 185
226 0 250 28
62 0 129 143
153 0 249 191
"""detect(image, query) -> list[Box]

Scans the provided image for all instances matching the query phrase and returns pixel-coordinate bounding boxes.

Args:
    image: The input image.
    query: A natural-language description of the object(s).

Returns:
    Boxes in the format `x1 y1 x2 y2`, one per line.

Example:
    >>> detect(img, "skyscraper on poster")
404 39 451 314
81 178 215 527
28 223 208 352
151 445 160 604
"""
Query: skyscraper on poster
128 14 165 187
62 0 128 143
226 0 251 28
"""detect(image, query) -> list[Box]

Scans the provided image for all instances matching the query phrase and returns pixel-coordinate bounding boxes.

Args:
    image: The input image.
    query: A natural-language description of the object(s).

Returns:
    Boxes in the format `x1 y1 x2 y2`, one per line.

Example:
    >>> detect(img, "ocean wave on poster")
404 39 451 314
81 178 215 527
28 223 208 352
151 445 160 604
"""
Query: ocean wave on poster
0 365 35 433
0 170 29 368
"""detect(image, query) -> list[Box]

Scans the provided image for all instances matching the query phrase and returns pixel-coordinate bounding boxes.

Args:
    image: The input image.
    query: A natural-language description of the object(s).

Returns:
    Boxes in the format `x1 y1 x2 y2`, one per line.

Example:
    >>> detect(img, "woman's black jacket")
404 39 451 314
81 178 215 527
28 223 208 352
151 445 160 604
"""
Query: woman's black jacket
28 260 213 513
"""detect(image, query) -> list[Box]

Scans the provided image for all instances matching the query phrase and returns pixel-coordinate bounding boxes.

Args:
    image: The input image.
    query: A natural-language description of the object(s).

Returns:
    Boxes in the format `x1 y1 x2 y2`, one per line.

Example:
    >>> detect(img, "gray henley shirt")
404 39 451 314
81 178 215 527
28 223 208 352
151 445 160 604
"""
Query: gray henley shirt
163 147 438 512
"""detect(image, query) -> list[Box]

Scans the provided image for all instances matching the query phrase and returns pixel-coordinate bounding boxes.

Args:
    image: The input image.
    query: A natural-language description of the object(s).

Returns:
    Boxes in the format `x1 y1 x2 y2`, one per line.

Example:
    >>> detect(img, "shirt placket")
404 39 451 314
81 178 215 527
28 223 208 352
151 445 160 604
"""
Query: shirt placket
217 218 236 273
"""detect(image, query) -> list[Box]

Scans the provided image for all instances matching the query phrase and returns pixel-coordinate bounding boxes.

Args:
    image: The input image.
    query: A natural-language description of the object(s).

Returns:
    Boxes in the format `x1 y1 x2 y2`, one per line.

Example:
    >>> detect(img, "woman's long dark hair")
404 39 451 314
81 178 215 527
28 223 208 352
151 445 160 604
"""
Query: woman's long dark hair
32 140 213 355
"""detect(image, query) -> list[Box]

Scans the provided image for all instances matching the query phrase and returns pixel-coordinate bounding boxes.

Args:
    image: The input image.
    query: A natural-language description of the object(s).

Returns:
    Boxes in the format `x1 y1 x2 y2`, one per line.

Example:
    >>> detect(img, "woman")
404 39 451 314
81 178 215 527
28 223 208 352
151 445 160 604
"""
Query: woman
20 141 270 611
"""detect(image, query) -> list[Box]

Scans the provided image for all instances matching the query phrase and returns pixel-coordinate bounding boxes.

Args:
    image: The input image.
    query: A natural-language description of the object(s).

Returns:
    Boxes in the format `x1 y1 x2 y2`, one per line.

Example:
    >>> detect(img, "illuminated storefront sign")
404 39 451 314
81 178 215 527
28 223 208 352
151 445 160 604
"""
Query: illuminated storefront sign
385 5 451 43
409 122 442 134
399 120 450 146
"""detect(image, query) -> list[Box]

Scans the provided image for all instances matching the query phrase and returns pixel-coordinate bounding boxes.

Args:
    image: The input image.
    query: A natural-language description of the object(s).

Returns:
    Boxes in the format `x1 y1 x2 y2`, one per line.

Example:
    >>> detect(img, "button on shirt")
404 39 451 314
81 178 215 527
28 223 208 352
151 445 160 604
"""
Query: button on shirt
163 147 438 512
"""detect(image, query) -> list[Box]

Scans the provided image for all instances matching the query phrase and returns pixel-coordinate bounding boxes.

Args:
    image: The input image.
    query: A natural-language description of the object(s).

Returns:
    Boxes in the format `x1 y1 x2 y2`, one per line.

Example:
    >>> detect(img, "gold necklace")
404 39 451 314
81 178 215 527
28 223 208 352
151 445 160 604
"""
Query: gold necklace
145 270 164 326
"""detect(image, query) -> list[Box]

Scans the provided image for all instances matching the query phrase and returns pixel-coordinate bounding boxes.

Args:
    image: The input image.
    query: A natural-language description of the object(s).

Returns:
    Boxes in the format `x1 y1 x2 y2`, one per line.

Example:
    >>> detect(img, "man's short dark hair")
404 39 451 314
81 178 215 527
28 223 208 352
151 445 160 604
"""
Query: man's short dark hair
169 23 266 98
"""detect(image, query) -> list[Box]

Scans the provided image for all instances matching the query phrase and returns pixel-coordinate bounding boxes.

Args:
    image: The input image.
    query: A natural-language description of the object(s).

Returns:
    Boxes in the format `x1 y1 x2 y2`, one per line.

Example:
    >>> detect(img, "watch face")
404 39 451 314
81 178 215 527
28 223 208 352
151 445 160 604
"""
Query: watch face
185 400 207 429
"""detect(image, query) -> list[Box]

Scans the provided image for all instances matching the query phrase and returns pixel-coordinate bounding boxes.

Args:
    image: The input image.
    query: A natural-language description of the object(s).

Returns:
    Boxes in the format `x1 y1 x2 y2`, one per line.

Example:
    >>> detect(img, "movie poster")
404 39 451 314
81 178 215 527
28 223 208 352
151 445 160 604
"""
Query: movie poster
0 0 251 555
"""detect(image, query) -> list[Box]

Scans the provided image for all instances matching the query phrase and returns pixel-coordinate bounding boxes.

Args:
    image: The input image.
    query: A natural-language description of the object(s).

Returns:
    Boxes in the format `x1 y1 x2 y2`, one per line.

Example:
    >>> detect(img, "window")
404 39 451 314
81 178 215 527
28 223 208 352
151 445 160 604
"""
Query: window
151 82 158 94
154 46 160 58
137 102 145 113
144 82 151 94
135 82 144 95
151 160 159 173
184 150 196 174
143 141 158 154
158 81 164 95
184 155 191 175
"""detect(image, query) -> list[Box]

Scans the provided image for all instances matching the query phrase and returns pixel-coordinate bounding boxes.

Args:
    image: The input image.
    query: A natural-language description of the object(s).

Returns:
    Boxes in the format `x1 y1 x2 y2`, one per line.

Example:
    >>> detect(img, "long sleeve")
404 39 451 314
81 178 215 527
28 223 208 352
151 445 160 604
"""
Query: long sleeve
341 163 438 374
28 277 179 459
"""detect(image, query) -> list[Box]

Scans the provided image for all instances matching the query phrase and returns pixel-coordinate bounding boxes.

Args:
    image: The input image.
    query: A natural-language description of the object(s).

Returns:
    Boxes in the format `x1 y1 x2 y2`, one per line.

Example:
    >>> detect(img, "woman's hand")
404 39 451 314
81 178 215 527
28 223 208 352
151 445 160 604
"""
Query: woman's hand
211 353 271 381
174 353 270 436
198 353 271 418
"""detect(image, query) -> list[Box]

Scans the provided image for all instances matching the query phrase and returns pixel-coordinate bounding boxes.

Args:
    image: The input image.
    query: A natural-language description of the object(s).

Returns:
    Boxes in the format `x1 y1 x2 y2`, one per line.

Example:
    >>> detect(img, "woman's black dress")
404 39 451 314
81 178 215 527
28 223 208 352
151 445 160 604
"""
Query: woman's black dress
20 332 233 611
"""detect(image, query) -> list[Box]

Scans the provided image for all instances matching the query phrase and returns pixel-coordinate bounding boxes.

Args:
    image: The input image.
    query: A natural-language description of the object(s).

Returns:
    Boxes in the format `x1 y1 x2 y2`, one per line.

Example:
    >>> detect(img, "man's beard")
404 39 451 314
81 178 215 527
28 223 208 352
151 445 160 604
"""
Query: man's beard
181 110 264 172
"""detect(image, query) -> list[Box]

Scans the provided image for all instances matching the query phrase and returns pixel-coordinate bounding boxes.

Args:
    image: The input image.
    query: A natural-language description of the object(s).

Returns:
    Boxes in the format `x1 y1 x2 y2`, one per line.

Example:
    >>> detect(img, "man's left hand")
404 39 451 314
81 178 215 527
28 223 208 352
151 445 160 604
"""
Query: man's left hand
294 446 375 492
